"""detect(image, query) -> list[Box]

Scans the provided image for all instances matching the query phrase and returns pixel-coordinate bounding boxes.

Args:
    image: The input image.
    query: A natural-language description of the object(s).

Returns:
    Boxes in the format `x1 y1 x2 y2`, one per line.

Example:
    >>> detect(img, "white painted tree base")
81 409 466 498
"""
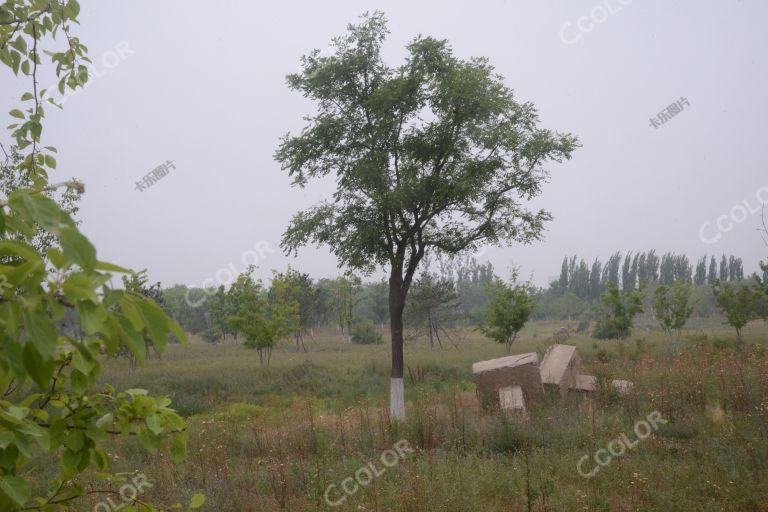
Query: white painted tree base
390 378 405 421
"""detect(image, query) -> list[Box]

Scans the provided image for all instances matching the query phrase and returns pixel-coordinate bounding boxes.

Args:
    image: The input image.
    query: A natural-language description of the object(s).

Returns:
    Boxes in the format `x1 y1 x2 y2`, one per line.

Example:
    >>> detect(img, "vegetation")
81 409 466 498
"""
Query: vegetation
275 12 577 419
0 2 199 509
350 318 383 345
712 279 761 338
593 282 644 340
1 4 762 511
653 279 694 337
480 278 535 352
62 320 768 512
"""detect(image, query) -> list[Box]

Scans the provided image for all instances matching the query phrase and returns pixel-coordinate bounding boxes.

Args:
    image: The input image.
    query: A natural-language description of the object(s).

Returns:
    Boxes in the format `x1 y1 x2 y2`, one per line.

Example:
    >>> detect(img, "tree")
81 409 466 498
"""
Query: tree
122 270 165 370
719 254 729 282
0 2 201 509
356 279 389 328
653 279 694 337
270 267 316 351
593 282 644 340
276 13 577 419
328 275 360 340
707 255 718 285
602 252 621 287
1 144 81 253
480 278 535 352
557 256 569 295
225 271 278 367
712 280 759 338
621 252 633 291
205 284 232 342
589 258 603 300
161 285 209 334
405 271 461 348
645 249 660 283
694 256 707 286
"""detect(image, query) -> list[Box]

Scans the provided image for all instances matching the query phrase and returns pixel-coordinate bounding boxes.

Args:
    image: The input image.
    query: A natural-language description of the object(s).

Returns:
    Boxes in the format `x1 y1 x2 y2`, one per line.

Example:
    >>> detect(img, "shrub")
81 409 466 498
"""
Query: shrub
351 319 383 344
201 327 222 343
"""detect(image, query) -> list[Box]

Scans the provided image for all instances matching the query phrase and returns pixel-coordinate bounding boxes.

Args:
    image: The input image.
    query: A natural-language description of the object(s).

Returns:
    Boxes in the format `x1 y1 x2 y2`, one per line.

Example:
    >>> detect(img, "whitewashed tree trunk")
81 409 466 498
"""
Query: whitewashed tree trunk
390 377 405 421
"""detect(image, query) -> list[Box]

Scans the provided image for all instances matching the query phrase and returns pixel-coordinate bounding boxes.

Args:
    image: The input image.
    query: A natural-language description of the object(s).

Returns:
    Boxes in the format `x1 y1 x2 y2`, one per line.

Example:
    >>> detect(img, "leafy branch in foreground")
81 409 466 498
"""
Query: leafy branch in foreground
0 1 201 510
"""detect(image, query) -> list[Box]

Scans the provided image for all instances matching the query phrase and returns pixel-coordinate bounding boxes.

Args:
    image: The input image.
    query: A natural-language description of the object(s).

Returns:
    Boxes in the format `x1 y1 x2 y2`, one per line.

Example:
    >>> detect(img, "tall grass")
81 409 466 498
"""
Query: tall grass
31 319 768 511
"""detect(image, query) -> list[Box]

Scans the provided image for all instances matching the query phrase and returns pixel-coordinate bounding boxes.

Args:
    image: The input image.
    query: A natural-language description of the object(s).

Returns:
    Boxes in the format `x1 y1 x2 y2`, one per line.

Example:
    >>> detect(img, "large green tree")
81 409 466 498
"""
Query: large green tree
276 12 577 419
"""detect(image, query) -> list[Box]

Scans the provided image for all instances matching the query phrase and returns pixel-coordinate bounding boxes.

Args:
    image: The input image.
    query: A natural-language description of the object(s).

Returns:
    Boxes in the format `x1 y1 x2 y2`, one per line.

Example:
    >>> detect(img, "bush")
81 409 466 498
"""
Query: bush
201 327 222 343
351 318 383 344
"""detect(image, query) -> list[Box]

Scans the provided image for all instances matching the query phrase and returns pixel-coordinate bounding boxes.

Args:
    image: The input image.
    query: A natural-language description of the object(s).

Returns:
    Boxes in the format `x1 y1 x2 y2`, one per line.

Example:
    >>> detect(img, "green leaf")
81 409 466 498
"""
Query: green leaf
9 109 24 119
22 308 58 358
118 316 146 362
138 300 169 353
95 260 131 273
75 301 106 335
170 433 187 463
190 493 205 509
0 432 14 449
59 227 96 272
44 154 56 169
63 274 99 303
0 475 30 506
46 248 66 268
22 343 56 389
0 240 43 266
95 413 114 429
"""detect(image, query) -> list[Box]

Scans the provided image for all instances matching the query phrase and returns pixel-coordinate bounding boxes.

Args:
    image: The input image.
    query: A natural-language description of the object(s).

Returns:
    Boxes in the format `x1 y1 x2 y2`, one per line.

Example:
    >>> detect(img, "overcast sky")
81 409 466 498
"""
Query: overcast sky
2 0 766 288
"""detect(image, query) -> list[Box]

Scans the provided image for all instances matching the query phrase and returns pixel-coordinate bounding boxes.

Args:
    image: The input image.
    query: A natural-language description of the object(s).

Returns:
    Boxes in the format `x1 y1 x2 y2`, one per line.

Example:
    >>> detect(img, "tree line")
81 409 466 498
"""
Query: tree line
553 251 745 301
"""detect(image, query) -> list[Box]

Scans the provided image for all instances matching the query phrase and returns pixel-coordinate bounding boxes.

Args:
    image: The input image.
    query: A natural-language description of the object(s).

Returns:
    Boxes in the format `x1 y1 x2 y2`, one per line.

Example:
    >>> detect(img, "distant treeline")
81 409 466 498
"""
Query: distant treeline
552 251 745 302
161 251 757 336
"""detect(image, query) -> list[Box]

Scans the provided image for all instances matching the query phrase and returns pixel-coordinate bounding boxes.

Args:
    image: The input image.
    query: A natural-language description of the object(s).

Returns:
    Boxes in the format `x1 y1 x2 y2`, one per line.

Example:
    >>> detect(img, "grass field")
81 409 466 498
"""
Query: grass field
34 318 768 511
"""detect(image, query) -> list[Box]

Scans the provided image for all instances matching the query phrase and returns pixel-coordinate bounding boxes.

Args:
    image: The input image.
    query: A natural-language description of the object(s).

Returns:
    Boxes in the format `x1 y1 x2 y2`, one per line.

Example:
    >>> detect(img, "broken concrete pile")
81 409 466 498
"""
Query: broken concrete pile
472 344 633 412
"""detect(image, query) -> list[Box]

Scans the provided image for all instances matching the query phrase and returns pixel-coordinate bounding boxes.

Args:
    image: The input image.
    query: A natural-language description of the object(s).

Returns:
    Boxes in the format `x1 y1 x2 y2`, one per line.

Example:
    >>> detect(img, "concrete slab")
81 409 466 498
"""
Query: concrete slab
473 352 543 409
540 344 581 398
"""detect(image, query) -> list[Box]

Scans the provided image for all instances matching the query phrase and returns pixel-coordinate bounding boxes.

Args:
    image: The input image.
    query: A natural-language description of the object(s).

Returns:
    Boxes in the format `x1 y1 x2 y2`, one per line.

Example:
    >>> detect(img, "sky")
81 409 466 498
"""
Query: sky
2 0 766 289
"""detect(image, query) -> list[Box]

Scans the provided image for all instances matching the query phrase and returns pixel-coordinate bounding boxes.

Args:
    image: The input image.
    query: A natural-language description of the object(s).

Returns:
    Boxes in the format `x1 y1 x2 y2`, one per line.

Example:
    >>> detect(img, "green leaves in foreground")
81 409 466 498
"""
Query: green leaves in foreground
0 1 199 509
0 187 191 509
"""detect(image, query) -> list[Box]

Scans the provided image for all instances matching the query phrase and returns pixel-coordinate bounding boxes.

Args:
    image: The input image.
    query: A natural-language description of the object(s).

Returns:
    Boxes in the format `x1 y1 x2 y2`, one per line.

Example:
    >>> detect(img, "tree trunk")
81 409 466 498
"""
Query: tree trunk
389 272 407 421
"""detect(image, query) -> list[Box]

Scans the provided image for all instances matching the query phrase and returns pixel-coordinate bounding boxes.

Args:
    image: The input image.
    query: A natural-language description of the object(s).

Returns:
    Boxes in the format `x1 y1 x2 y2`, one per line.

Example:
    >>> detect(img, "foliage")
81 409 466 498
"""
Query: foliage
0 144 81 253
0 1 205 510
712 280 760 338
653 279 694 336
327 275 360 339
593 282 644 339
350 318 383 345
480 278 535 352
275 11 576 418
161 285 210 334
405 271 460 348
225 270 277 367
270 267 317 334
205 285 232 342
